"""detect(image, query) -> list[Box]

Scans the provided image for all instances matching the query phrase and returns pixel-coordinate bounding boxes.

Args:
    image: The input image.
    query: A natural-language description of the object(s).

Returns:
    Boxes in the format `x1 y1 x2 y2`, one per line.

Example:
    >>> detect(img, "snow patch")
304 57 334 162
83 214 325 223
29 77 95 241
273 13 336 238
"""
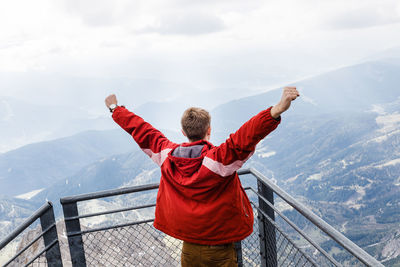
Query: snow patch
371 135 388 143
286 173 303 183
306 173 322 182
370 104 386 115
0 220 12 228
340 221 348 233
343 184 370 210
15 188 44 200
376 113 400 133
255 145 276 158
367 129 400 144
341 160 349 169
276 201 294 212
258 151 276 158
375 158 400 169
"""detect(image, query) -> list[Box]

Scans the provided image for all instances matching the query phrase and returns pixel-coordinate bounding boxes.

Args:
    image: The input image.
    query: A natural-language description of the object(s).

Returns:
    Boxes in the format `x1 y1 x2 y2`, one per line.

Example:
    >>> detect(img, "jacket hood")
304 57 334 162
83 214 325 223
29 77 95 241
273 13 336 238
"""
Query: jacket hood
169 140 213 177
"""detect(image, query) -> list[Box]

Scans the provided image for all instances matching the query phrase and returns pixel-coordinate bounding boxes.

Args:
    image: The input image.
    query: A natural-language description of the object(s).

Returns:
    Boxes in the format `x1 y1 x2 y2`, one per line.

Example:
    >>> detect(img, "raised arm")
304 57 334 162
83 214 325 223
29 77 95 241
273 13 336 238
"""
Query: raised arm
205 87 299 177
105 94 176 167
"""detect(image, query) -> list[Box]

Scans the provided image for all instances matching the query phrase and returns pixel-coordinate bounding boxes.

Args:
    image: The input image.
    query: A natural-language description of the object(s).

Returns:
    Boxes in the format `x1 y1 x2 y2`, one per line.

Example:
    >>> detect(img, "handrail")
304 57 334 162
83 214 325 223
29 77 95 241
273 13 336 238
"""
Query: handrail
60 183 159 204
0 202 53 250
238 168 384 267
64 203 156 221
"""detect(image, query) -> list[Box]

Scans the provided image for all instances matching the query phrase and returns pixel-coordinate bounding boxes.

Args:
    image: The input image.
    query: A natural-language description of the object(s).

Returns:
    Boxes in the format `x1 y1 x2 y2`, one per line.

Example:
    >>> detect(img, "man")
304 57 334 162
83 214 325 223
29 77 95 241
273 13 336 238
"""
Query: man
105 87 299 267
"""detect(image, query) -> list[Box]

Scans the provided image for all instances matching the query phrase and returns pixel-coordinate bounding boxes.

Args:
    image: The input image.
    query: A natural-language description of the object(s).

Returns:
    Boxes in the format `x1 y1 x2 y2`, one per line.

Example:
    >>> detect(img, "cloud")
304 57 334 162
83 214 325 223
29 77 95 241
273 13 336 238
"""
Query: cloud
63 0 119 27
324 3 400 30
138 12 226 36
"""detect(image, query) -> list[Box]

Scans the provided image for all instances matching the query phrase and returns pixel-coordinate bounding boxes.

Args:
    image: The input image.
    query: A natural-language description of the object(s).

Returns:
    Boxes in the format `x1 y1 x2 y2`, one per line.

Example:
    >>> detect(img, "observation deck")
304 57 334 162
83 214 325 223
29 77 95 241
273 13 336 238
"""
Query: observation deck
0 168 384 266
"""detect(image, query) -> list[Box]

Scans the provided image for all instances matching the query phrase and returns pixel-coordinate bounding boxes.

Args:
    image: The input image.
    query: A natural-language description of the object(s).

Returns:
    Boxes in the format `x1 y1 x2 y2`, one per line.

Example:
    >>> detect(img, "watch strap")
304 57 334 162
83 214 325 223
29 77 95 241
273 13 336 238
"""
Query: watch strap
109 104 117 113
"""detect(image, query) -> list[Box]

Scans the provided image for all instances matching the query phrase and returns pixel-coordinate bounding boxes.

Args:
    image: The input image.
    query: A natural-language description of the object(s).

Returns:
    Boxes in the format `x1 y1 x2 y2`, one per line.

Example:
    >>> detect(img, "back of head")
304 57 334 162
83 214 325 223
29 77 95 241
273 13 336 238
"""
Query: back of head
181 107 211 142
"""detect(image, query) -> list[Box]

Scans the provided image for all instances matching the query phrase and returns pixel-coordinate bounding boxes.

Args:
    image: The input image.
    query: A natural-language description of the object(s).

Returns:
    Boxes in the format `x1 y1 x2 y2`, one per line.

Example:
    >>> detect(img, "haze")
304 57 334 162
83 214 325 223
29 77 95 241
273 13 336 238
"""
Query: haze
1 0 400 151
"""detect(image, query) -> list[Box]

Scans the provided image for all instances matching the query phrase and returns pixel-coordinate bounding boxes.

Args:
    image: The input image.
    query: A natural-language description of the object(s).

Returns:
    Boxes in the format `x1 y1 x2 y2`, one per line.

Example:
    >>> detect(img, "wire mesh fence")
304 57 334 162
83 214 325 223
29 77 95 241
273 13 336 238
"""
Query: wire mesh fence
0 202 61 267
69 187 335 266
77 205 321 267
82 222 182 267
58 171 383 267
241 208 317 267
0 224 49 267
3 170 384 266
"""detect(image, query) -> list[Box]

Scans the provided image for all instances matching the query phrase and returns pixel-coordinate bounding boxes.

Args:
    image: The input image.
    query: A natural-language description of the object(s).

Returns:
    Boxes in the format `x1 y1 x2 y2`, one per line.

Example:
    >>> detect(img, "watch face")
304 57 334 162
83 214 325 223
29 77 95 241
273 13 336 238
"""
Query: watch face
110 104 117 109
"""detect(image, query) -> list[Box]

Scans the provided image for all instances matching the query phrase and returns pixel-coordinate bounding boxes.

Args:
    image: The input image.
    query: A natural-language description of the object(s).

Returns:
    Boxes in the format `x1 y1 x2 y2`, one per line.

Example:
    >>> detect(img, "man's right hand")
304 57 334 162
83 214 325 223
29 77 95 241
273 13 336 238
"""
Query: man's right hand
105 94 118 108
270 86 300 119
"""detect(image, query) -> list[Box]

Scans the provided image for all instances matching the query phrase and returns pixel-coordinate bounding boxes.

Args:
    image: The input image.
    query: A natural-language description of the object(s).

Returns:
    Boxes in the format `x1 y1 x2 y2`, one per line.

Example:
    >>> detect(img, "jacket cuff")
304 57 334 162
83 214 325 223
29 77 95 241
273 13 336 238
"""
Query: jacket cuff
267 106 281 122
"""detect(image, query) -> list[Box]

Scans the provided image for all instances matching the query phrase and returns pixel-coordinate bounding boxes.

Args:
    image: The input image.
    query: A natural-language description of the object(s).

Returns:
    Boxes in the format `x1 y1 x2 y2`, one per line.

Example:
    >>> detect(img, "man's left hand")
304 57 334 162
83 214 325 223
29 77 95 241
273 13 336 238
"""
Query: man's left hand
105 94 118 108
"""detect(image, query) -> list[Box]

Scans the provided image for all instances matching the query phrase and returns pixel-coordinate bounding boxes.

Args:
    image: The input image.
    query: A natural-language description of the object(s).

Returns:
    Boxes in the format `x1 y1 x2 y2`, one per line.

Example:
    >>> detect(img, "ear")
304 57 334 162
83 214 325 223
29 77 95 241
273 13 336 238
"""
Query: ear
181 129 187 137
204 127 211 141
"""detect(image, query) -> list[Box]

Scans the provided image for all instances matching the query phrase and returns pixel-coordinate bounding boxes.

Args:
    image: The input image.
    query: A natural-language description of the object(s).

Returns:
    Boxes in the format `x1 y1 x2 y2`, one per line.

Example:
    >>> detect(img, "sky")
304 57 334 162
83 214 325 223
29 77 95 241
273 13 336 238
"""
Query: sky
1 0 400 107
1 0 400 151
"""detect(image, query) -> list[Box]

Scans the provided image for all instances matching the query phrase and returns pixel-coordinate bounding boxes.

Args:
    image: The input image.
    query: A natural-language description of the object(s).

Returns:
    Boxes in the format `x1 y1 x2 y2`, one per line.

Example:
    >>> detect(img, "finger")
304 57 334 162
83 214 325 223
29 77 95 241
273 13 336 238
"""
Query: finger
289 88 300 96
290 92 299 100
286 91 299 98
285 87 297 93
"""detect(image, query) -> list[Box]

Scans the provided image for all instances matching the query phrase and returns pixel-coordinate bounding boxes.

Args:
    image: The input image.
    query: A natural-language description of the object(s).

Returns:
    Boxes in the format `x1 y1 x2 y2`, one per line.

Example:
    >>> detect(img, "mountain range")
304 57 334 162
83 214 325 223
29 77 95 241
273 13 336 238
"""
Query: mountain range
1 58 400 265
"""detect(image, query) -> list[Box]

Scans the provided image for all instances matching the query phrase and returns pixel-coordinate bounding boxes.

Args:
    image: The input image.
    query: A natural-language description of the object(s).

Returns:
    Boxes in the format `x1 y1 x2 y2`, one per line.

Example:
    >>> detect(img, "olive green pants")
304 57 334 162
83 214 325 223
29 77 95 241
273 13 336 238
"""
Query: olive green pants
181 241 238 267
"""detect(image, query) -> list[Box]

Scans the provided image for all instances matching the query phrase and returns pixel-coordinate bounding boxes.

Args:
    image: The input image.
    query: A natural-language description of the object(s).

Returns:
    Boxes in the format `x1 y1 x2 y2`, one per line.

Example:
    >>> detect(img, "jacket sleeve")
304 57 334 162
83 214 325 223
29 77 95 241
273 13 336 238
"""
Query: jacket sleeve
204 107 280 177
112 106 176 167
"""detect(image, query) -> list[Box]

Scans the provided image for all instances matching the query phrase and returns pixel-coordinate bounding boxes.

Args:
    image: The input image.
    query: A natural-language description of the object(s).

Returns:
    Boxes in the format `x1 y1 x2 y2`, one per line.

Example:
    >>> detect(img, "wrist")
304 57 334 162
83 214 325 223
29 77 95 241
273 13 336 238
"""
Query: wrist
271 103 283 119
109 104 118 113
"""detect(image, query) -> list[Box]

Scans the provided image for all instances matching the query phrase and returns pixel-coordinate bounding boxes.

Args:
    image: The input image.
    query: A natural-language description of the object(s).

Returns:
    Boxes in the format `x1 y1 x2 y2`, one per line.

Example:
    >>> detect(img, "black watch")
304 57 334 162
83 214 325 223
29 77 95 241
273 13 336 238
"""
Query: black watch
109 104 117 113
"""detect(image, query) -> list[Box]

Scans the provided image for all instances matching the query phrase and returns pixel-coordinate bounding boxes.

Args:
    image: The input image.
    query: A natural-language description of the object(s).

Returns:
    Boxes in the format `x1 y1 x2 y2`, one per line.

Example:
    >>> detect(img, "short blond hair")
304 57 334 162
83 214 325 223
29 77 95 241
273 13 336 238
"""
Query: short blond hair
181 107 211 141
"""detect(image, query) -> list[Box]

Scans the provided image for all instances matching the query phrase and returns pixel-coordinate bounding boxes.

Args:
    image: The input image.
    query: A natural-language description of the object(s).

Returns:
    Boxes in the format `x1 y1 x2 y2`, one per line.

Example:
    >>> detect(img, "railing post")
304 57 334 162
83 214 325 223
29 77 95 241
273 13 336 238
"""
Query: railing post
257 180 277 267
62 201 87 267
235 241 243 267
39 202 63 267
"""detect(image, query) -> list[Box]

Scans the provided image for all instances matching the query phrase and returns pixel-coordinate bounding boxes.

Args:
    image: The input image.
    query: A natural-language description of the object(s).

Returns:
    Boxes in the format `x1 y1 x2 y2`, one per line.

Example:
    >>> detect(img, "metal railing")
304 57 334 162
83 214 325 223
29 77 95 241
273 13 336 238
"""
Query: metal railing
60 183 181 266
1 168 384 266
238 168 384 267
57 167 383 267
0 202 62 267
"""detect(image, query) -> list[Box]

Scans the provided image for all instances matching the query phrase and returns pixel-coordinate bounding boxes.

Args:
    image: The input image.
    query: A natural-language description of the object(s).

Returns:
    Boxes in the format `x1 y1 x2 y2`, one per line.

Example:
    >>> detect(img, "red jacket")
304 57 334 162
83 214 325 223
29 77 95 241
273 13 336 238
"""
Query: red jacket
112 106 280 245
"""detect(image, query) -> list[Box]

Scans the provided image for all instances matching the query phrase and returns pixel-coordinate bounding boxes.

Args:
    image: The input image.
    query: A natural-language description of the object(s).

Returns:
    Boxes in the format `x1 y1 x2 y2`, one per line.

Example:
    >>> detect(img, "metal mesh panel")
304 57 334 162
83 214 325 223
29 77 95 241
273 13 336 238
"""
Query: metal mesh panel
241 208 318 267
82 222 182 266
3 235 47 267
79 209 322 267
26 254 47 267
241 215 261 266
